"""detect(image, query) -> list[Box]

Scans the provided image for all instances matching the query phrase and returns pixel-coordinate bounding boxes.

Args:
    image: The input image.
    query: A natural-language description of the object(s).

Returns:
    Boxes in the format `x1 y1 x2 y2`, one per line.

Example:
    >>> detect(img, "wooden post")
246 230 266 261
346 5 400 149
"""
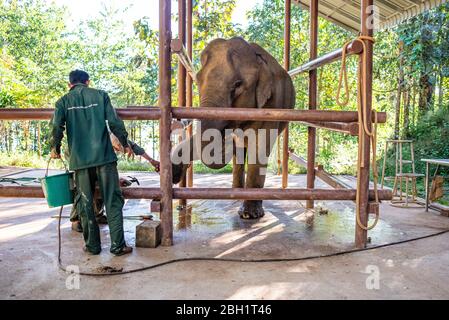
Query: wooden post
178 0 187 208
186 0 193 188
306 0 318 209
355 0 374 249
159 0 173 246
282 0 291 189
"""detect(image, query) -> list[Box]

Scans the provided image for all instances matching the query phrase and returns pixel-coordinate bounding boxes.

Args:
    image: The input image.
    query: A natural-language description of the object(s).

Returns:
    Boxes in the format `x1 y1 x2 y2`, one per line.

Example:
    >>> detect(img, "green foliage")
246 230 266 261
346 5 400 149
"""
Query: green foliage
0 151 51 168
409 108 449 174
396 2 449 114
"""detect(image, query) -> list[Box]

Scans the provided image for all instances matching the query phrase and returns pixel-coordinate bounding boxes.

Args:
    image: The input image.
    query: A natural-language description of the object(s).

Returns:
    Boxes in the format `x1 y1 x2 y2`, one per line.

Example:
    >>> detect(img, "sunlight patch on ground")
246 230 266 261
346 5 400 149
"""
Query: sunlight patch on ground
209 213 280 246
214 223 285 258
226 282 314 300
0 217 53 242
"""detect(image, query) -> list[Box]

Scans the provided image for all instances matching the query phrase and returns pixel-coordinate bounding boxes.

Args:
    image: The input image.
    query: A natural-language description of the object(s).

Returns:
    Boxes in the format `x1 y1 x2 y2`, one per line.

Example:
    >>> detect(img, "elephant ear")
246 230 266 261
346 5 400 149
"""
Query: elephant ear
251 44 274 108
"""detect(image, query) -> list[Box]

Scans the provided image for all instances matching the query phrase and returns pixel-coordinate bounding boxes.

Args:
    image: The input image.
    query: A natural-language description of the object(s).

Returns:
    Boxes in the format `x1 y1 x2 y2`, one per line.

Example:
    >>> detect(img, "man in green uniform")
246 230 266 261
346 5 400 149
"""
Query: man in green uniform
50 69 132 256
70 139 160 232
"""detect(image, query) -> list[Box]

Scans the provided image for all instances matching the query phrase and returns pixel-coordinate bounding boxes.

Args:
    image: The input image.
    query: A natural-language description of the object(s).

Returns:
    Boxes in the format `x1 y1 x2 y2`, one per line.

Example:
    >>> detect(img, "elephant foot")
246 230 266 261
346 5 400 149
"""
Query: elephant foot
238 200 265 219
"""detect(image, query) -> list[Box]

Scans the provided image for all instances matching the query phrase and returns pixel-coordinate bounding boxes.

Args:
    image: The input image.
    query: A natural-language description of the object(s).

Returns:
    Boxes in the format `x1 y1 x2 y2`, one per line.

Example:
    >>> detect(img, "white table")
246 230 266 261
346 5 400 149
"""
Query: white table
421 159 449 211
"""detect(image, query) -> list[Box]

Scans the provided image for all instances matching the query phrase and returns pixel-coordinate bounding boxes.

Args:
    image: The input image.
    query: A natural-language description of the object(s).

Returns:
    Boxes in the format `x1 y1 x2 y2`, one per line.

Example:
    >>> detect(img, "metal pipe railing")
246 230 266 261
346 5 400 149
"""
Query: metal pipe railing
0 185 392 201
0 107 387 123
171 39 197 82
289 152 353 190
159 0 174 246
288 40 363 78
300 121 359 136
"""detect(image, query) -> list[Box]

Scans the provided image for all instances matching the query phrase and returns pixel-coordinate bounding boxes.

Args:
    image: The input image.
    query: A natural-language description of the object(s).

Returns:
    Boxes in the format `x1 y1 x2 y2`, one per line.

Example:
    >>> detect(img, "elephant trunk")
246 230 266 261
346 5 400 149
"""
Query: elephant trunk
198 94 232 170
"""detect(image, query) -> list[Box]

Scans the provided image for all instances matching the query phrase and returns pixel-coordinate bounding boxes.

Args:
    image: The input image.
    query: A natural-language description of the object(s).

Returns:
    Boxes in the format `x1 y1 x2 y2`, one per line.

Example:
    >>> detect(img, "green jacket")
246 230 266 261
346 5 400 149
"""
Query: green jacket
50 84 129 171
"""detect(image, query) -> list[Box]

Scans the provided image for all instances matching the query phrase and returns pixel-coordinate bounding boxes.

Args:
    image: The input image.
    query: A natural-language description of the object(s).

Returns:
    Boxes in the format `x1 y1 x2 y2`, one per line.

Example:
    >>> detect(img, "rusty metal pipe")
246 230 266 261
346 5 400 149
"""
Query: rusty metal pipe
159 0 174 246
186 0 194 188
282 0 291 189
300 121 359 136
177 0 187 208
171 39 197 82
0 185 392 201
288 40 364 78
0 108 387 123
306 0 319 209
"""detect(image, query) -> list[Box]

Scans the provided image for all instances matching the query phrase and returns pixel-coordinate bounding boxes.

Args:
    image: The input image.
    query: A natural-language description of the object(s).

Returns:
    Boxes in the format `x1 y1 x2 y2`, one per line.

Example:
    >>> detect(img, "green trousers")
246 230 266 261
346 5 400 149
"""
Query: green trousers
74 162 125 254
70 193 104 222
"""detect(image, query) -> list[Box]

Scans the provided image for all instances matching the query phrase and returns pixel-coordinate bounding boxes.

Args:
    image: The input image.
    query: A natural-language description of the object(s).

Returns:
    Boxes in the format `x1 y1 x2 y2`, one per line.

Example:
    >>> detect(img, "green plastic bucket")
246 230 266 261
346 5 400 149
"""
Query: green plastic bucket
40 159 74 208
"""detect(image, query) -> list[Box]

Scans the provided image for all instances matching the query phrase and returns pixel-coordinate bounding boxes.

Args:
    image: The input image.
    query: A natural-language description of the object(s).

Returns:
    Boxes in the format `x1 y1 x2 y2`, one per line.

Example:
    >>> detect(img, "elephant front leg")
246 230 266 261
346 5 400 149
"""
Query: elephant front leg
238 163 267 219
237 121 279 219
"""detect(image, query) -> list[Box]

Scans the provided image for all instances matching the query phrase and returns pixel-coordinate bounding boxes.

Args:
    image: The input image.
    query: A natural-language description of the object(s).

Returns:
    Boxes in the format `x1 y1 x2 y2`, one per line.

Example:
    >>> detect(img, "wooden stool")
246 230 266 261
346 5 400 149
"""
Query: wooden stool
391 173 424 207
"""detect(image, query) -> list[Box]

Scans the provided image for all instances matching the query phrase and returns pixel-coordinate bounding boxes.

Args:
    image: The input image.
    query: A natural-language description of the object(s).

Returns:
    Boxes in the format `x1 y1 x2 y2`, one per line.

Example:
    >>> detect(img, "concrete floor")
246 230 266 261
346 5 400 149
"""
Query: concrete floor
1 167 449 299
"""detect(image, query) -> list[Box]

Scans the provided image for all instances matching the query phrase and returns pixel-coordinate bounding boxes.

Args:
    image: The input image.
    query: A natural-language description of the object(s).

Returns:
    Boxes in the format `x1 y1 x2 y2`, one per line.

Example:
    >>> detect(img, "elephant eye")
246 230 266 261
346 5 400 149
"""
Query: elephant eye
234 80 243 88
231 80 243 100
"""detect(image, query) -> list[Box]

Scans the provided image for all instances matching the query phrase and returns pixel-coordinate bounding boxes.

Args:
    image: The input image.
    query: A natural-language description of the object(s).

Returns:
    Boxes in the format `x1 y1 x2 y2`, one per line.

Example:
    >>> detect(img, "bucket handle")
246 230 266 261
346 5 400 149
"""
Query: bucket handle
46 158 69 177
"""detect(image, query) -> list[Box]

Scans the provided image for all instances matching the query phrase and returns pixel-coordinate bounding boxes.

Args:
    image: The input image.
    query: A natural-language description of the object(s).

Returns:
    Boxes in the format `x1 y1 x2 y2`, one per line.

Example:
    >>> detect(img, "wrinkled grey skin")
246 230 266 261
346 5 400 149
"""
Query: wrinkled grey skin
172 37 295 219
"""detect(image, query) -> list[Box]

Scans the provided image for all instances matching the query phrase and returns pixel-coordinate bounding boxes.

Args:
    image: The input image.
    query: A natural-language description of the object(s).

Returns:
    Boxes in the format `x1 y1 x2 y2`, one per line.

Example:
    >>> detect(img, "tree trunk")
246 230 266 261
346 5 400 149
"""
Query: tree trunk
24 121 29 151
411 83 417 128
394 42 404 139
418 73 434 114
439 71 444 110
37 122 42 158
402 87 410 139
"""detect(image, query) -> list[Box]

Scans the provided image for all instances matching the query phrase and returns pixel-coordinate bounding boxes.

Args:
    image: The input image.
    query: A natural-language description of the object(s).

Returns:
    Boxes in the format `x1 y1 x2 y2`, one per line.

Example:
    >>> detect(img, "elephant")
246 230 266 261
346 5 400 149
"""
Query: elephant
171 37 295 219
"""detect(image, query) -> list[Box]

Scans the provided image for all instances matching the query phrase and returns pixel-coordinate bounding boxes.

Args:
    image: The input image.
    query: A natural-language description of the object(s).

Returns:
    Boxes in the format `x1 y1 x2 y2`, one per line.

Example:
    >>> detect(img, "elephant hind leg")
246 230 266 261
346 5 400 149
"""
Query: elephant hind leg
232 146 246 188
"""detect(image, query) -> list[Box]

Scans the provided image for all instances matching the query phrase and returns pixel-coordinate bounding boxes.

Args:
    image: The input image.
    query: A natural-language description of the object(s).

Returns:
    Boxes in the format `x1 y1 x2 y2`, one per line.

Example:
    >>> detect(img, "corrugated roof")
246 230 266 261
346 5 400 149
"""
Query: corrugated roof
293 0 448 32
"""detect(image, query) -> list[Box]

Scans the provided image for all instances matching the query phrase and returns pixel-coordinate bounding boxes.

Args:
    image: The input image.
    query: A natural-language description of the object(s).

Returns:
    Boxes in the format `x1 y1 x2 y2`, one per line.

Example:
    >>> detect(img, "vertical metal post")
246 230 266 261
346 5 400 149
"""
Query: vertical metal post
178 0 187 208
306 0 318 209
282 0 291 189
355 0 374 249
186 0 194 188
159 0 173 246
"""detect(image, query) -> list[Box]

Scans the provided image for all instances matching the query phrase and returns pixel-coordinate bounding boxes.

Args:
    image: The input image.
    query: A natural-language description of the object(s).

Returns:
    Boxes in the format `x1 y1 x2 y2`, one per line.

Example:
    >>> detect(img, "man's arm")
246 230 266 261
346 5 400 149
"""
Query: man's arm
104 92 129 149
49 100 66 158
128 140 160 172
128 140 145 156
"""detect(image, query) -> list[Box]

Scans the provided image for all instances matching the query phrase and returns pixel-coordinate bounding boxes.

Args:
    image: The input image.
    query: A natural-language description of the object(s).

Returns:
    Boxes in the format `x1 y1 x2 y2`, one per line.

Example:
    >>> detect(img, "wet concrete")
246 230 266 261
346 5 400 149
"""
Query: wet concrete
1 167 449 299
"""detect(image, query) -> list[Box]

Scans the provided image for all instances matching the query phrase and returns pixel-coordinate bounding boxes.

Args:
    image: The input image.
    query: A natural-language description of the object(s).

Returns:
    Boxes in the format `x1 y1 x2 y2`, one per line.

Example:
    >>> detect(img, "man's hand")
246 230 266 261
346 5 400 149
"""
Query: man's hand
50 149 61 159
110 133 124 153
124 147 134 159
151 160 160 173
119 178 132 187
